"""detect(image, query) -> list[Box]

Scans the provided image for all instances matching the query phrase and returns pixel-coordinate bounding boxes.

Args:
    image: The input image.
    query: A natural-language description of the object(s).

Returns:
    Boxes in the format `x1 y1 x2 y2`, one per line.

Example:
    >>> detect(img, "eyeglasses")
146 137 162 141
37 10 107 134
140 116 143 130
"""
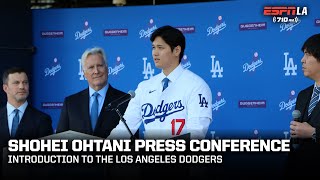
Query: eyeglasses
84 64 107 73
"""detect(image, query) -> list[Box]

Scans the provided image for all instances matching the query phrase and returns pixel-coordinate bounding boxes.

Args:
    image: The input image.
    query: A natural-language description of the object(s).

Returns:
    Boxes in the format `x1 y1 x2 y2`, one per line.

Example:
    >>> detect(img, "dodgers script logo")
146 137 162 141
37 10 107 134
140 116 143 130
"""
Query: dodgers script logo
207 16 227 36
280 19 301 32
243 52 263 72
279 90 296 111
142 57 154 79
181 55 191 69
75 21 92 40
109 57 125 76
283 52 297 76
139 19 157 38
44 58 61 77
212 92 226 111
142 100 185 124
210 55 223 78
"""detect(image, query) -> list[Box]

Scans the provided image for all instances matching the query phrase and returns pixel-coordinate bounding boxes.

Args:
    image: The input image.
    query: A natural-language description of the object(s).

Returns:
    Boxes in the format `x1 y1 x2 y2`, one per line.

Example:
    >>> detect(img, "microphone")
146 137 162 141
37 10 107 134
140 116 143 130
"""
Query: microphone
291 110 301 149
106 90 135 111
292 110 301 121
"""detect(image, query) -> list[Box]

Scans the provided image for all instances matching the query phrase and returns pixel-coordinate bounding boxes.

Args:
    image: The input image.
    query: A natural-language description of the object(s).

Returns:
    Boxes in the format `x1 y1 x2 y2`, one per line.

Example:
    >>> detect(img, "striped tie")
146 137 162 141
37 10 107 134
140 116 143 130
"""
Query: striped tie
308 86 320 116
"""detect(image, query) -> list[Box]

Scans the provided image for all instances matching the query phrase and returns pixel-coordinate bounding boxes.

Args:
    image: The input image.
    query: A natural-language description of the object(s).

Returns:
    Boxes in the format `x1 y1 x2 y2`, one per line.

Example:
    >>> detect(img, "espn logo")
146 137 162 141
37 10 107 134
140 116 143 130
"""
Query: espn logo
263 6 307 16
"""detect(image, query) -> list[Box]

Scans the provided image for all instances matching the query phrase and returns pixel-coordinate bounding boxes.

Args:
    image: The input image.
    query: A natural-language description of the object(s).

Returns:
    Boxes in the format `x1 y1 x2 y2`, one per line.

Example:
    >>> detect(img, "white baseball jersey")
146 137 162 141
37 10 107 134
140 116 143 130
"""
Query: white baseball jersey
108 64 212 139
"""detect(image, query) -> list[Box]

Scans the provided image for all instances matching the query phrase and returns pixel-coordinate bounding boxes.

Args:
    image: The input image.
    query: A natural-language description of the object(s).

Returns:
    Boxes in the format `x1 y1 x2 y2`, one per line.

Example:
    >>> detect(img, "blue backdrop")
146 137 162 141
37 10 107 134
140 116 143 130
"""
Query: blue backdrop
32 0 320 139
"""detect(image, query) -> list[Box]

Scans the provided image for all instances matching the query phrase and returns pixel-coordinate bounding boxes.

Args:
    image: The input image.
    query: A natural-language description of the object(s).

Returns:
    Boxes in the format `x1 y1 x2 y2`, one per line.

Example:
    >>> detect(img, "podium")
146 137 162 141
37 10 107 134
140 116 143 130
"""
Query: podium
2 130 141 179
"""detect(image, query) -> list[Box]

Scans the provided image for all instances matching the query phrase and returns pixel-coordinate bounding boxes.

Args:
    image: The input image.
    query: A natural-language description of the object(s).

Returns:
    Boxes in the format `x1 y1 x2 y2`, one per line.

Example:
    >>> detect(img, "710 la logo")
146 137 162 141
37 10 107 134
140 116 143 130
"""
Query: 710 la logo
263 6 307 23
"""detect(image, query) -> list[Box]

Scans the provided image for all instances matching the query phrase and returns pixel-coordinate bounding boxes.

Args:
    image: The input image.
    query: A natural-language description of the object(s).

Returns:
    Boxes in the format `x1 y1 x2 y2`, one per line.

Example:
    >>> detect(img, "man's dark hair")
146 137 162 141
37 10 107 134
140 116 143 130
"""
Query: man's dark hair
150 25 186 63
301 33 320 62
2 67 28 85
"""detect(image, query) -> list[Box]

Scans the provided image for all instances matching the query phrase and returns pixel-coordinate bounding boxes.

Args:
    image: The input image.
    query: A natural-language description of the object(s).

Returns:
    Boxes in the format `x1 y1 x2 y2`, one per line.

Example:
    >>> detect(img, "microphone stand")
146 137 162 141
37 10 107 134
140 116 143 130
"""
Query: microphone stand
114 107 135 141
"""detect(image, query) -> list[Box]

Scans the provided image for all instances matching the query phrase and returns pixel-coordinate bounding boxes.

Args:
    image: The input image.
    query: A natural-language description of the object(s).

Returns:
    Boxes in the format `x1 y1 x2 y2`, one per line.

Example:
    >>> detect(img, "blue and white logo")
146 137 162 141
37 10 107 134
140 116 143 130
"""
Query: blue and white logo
44 58 61 77
283 52 297 76
139 19 157 38
142 100 185 124
279 90 297 111
75 21 92 40
210 55 223 78
243 52 263 72
142 57 154 80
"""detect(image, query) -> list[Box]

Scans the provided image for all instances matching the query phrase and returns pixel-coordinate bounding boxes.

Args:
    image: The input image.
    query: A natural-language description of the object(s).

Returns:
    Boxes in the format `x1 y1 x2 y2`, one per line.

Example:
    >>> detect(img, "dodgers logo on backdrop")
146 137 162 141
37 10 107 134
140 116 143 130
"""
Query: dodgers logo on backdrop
283 131 289 139
207 16 227 36
109 57 125 76
280 19 301 32
142 57 154 79
78 59 86 80
212 92 226 111
283 52 297 76
210 131 217 139
75 21 92 40
279 90 297 111
139 19 157 38
44 58 61 77
142 100 185 124
243 52 263 73
181 55 191 69
210 55 223 78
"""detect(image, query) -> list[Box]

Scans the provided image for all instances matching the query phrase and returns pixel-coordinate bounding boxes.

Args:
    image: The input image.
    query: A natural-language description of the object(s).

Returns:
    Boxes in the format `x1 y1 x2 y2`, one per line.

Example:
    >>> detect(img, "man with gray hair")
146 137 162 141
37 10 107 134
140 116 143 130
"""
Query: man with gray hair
57 47 129 138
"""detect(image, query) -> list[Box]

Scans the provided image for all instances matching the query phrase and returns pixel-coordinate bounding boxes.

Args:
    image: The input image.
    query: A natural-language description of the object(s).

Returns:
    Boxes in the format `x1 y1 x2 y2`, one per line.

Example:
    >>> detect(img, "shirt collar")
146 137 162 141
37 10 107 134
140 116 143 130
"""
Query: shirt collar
89 83 109 99
160 64 184 83
6 101 28 115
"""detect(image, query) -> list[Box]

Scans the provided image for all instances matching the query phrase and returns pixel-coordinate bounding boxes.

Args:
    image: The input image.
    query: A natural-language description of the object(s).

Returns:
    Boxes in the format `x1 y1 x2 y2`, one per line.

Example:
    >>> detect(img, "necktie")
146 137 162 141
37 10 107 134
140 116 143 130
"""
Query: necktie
308 86 320 116
11 109 20 137
90 92 99 130
162 78 169 91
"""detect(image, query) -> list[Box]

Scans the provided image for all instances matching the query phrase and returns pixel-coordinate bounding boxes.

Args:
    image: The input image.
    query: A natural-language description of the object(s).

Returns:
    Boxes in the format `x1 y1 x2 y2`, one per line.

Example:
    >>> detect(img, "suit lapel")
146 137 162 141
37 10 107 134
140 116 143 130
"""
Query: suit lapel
81 89 93 134
306 86 320 125
301 87 313 120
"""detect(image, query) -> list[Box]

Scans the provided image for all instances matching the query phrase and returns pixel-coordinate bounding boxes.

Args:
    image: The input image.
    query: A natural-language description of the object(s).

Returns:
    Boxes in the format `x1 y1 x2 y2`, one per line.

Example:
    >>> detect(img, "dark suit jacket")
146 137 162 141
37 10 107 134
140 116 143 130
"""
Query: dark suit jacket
286 85 320 176
56 84 130 138
0 104 53 149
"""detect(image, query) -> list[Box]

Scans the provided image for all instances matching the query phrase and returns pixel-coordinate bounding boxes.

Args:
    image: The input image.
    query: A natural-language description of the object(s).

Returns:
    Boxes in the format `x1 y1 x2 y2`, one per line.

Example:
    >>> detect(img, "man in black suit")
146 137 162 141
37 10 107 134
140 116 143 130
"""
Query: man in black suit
0 67 53 147
56 47 130 138
287 33 320 177
0 67 53 177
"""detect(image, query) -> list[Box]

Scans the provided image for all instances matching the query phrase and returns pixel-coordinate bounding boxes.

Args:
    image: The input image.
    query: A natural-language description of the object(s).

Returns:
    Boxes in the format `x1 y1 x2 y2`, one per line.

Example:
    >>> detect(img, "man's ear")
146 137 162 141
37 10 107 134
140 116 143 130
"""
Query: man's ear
174 46 181 57
3 84 8 93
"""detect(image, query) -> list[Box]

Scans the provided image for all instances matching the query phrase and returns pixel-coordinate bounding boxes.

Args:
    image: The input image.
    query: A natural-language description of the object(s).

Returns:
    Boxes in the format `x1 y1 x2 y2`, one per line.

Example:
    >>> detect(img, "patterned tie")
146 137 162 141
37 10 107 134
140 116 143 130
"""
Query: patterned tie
11 109 20 137
308 86 320 116
162 78 169 91
90 92 99 130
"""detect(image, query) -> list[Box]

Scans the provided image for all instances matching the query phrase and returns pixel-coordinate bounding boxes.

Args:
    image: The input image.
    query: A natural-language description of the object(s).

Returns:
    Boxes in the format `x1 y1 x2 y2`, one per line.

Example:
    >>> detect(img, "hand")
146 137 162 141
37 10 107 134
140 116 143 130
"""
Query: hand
290 120 315 139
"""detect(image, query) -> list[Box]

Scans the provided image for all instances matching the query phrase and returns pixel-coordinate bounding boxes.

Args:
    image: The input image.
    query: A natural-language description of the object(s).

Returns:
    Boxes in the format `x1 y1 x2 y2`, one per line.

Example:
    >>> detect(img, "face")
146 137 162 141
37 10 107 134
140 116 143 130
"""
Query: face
83 54 108 91
3 72 29 106
301 50 320 81
152 36 181 75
